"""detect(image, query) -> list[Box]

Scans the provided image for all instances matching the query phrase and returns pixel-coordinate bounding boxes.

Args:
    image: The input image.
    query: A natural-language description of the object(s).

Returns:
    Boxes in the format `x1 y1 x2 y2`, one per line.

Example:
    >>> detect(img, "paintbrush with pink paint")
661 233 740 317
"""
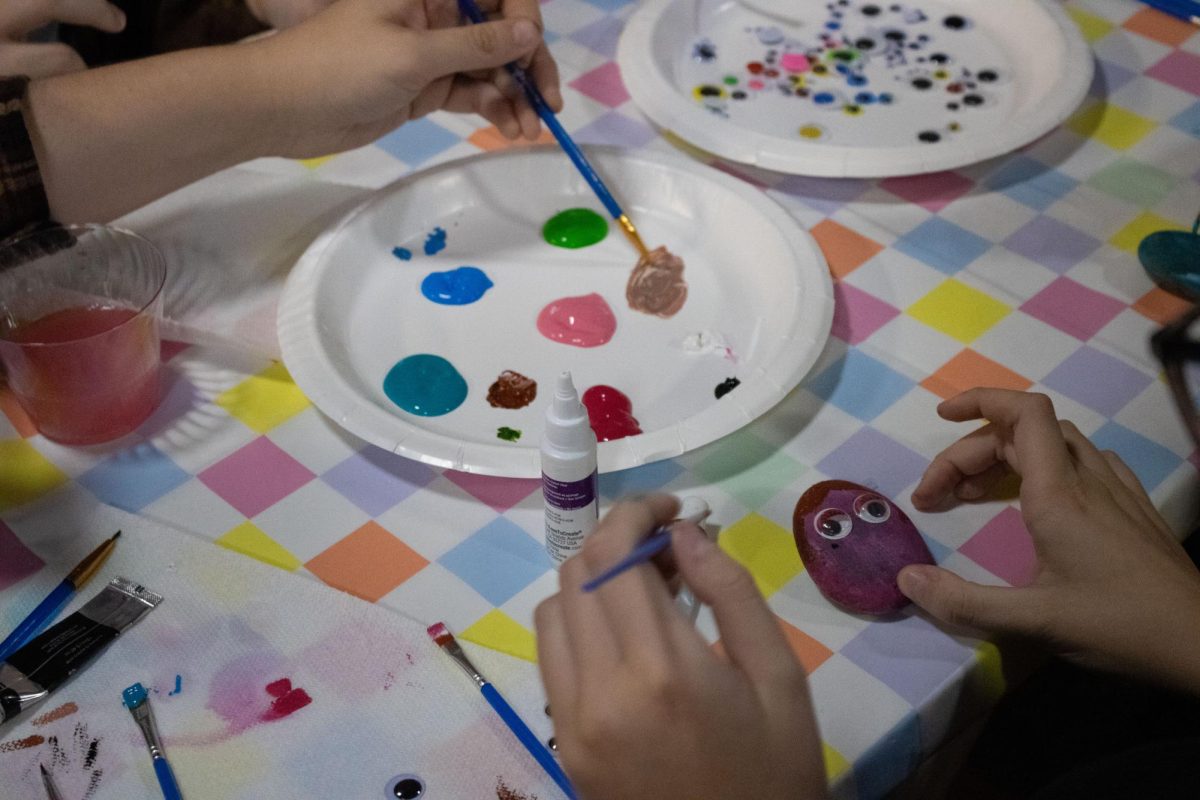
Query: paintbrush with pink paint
427 622 577 799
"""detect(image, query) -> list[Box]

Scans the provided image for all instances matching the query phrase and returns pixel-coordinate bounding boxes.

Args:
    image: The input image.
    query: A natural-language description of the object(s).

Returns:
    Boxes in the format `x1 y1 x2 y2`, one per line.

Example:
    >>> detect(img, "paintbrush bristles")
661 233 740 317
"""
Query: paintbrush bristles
426 622 452 646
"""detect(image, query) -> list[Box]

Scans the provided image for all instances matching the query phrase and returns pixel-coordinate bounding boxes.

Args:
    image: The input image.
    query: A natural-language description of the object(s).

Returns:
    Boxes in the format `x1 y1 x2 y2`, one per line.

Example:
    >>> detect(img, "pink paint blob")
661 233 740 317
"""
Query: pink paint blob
582 385 642 442
781 53 811 73
261 678 312 721
748 79 766 91
536 293 616 348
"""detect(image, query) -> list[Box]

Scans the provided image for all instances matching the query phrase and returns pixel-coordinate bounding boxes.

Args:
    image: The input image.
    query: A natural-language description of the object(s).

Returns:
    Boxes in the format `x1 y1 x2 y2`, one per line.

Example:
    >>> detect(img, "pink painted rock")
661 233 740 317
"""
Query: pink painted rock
792 480 934 615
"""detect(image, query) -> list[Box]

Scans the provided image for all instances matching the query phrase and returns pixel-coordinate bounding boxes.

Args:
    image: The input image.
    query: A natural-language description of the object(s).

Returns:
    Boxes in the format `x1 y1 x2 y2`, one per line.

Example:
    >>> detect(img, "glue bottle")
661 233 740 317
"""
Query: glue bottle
542 371 599 565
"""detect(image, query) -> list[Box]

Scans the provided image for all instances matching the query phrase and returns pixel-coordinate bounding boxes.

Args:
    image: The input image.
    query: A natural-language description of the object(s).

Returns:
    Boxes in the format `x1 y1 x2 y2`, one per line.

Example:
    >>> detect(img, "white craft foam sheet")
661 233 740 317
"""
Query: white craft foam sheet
617 0 1093 177
278 146 833 477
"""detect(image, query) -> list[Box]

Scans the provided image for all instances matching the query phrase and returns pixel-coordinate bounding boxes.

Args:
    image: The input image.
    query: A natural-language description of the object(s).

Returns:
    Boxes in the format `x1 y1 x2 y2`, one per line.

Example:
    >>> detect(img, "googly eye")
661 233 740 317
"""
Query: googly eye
853 494 891 523
814 509 853 540
386 775 425 799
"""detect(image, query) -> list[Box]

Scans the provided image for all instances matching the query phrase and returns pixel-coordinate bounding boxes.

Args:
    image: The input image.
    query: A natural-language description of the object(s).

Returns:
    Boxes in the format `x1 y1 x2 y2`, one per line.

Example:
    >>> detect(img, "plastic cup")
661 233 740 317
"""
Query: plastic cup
0 224 166 445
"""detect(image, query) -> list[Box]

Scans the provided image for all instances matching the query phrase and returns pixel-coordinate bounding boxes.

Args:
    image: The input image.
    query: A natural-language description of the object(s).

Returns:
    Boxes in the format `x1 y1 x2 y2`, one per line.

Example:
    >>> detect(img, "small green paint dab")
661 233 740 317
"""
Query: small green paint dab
497 426 522 442
723 75 738 85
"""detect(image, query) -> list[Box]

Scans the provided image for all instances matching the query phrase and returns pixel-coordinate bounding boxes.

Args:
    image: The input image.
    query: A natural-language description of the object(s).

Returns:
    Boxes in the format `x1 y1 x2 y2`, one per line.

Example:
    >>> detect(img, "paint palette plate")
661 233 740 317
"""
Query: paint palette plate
278 146 833 477
617 0 1091 177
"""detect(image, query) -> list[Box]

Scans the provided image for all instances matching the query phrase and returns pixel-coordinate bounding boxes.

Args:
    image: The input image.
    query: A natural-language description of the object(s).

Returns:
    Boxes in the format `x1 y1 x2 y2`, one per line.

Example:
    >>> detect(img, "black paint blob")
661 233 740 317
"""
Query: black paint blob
963 93 984 106
978 69 998 82
698 85 723 97
912 77 933 90
943 14 968 29
918 130 941 143
715 378 741 399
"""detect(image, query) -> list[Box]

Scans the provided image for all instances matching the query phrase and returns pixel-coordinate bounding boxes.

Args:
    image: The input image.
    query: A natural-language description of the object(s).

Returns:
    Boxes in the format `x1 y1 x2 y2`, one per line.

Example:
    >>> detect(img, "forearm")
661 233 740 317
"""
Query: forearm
24 42 282 222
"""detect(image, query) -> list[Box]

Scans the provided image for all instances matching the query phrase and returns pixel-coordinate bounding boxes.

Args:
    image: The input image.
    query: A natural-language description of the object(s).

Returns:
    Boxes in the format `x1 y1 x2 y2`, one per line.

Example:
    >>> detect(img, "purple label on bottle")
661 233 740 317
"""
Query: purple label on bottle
542 471 598 511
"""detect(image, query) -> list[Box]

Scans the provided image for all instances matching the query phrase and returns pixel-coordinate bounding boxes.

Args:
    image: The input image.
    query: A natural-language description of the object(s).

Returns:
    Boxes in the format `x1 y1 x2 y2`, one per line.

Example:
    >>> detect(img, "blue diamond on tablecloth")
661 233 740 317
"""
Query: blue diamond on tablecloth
375 118 460 166
893 218 992 275
807 350 916 422
1090 421 1183 492
1170 101 1200 139
984 155 1078 211
78 443 191 513
569 15 625 57
599 459 685 500
438 517 552 606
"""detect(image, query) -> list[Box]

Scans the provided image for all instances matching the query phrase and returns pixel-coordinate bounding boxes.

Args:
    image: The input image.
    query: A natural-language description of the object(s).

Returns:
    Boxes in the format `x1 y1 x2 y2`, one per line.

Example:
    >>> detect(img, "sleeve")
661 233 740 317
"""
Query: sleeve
0 77 52 242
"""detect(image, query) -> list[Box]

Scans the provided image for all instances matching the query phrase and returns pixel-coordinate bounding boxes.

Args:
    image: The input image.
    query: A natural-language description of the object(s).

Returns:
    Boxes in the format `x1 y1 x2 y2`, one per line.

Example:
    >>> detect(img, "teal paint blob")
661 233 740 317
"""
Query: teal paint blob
543 209 609 249
392 247 413 261
424 227 447 256
420 266 494 305
383 354 468 416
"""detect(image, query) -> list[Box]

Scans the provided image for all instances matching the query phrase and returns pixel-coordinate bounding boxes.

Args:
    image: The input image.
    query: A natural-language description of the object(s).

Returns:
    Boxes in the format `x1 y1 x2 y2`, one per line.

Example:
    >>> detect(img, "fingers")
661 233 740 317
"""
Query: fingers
413 16 540 81
556 554 621 683
0 41 85 78
0 0 126 38
525 44 563 111
898 564 1045 637
672 524 803 687
534 595 578 720
937 390 1076 501
912 424 1005 511
1101 450 1175 541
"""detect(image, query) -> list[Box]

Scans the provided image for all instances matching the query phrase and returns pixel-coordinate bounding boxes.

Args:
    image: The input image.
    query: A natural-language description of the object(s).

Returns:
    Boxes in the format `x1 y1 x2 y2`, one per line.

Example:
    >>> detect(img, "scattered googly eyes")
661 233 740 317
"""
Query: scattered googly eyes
387 775 425 799
815 509 853 540
853 494 891 523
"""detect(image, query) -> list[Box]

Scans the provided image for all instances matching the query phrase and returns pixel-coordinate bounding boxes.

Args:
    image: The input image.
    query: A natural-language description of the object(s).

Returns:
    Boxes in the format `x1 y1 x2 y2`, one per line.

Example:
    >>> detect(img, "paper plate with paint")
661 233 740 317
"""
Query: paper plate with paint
617 0 1092 177
278 146 832 477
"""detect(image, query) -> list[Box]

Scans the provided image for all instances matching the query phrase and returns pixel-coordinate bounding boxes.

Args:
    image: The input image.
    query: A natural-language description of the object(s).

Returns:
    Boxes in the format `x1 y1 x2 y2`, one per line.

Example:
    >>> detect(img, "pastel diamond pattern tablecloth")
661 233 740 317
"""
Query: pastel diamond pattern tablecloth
3 2 1200 798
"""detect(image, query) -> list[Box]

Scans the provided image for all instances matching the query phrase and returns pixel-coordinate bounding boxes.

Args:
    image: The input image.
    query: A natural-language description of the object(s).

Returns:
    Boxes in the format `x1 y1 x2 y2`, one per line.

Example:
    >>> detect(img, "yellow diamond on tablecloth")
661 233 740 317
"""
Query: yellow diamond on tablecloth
0 440 68 511
1067 102 1157 151
907 280 1012 344
971 641 1006 701
1066 7 1114 42
299 155 336 169
216 362 311 434
1110 212 1187 254
461 609 537 663
718 513 804 597
823 741 851 782
216 521 302 572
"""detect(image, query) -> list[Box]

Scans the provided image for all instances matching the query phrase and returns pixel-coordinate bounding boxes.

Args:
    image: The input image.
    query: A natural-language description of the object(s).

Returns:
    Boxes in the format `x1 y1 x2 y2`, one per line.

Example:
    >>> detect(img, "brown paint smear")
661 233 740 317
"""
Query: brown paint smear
0 734 44 753
32 702 78 726
626 246 688 318
487 371 538 409
496 777 538 800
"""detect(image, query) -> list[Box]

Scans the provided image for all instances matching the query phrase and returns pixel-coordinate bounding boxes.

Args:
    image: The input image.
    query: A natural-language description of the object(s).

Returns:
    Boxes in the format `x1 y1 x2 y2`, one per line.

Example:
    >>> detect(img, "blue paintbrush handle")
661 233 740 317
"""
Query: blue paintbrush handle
456 0 625 220
581 527 671 593
153 757 183 800
1139 0 1200 22
481 683 577 800
0 580 73 662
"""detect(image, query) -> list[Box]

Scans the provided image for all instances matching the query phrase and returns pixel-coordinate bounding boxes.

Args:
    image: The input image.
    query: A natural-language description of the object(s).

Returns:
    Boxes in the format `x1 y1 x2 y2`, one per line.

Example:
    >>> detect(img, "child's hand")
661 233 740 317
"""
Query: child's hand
245 0 338 30
535 496 828 800
250 0 561 154
904 388 1200 693
0 0 126 77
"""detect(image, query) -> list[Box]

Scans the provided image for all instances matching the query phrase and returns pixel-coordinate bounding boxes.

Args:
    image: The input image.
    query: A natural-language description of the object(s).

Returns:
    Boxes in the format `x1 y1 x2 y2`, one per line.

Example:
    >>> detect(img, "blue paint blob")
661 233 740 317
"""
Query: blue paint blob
855 91 876 104
392 247 413 261
424 227 447 256
825 21 841 30
420 266 493 305
814 92 836 105
383 354 467 417
879 92 894 104
848 74 868 86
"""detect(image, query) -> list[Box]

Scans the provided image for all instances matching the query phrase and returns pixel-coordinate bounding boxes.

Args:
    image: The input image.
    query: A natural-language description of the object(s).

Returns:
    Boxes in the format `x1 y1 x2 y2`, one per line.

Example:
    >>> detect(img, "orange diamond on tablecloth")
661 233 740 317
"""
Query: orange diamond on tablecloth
716 616 835 675
1133 287 1194 326
468 126 556 152
921 349 1033 400
0 387 35 438
305 521 429 603
1122 6 1199 47
810 219 884 280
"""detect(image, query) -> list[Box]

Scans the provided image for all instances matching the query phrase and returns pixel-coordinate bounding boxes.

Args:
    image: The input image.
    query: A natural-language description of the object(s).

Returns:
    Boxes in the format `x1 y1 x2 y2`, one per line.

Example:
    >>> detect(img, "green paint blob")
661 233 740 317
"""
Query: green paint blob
542 208 609 249
497 426 522 442
723 75 739 85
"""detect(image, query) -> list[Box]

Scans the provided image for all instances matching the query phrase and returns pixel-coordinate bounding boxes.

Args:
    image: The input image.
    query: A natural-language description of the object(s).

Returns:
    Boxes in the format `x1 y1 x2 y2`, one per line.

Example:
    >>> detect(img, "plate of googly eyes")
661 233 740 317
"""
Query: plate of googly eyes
617 0 1092 177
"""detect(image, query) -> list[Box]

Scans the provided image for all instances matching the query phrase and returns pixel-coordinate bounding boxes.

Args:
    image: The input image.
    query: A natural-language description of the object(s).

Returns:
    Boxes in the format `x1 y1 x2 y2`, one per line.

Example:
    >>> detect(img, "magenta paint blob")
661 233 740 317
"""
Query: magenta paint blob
792 480 934 616
781 53 811 73
581 385 642 442
536 293 617 348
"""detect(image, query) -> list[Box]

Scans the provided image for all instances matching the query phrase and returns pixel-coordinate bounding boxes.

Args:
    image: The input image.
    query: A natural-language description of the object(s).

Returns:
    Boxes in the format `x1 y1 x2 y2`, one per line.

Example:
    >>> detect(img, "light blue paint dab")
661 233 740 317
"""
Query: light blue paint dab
424 227 447 256
383 355 468 417
169 675 182 696
420 266 493 305
392 247 413 261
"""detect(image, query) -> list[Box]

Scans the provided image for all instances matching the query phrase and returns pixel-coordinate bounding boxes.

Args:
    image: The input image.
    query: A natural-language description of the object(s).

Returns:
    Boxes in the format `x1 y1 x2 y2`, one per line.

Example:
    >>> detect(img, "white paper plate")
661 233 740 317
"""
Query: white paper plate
277 146 832 477
617 0 1092 177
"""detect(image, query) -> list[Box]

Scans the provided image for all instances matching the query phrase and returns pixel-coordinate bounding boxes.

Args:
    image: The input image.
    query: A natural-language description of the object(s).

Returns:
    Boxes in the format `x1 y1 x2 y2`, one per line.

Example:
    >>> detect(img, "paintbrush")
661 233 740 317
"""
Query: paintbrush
456 0 650 259
0 531 120 663
40 764 63 800
122 682 184 800
1138 0 1200 25
581 501 712 593
427 622 578 800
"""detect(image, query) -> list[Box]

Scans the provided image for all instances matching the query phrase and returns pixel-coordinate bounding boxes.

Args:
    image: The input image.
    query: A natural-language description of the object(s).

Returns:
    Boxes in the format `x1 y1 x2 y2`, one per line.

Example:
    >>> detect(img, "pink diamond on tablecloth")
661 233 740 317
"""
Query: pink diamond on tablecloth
569 62 630 107
1146 51 1200 96
443 471 541 514
879 171 975 212
959 507 1036 587
199 437 315 518
830 282 900 345
0 519 43 591
1019 277 1126 341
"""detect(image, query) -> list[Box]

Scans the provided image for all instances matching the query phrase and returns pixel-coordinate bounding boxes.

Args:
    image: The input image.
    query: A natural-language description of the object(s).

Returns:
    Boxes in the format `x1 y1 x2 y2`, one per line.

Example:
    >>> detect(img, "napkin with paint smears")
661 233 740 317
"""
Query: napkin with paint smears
0 487 552 800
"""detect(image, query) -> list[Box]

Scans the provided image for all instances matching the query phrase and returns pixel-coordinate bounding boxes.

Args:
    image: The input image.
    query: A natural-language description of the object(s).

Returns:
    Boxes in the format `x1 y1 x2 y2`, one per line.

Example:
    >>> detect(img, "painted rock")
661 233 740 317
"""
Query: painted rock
792 480 934 615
